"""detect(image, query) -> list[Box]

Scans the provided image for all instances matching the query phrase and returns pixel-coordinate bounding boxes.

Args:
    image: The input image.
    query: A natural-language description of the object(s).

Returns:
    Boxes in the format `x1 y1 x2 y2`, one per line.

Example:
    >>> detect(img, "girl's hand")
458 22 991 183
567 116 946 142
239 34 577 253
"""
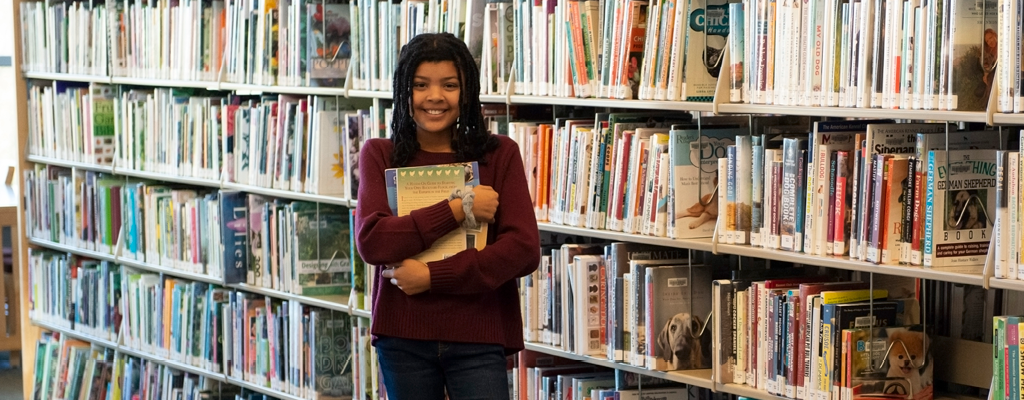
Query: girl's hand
381 259 431 295
472 185 499 223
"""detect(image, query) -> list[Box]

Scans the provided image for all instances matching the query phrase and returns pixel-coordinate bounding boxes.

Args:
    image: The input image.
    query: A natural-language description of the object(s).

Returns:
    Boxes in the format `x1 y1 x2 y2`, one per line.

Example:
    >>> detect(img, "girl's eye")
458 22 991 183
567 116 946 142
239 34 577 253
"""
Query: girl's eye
413 82 427 89
446 83 460 89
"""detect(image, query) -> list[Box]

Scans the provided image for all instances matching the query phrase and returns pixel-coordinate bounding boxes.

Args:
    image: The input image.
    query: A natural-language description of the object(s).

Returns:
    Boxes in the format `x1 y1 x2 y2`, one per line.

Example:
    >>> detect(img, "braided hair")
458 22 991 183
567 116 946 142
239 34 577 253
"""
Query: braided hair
390 32 499 167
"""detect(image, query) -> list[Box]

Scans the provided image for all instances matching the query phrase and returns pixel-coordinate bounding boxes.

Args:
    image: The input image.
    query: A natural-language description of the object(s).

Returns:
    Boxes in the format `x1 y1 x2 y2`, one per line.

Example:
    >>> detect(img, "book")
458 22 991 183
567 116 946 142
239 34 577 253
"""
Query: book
645 264 712 371
924 149 997 268
606 243 690 362
668 127 742 239
291 202 352 296
390 162 488 262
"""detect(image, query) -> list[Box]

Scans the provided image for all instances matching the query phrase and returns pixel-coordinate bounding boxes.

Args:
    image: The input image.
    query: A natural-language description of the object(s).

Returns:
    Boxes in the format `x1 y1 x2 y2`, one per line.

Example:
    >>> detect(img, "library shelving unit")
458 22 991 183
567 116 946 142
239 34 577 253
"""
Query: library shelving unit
7 1 1016 400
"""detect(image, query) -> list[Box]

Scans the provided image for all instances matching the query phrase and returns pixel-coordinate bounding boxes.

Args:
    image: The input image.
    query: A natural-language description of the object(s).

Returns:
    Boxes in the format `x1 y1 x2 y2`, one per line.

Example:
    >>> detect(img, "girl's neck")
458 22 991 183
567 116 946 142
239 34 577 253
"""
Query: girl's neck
417 130 455 153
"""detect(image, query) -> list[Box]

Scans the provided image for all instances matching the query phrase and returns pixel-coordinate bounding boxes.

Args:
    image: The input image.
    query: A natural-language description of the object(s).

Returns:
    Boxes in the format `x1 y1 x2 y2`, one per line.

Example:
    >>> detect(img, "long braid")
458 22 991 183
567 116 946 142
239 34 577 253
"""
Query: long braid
390 33 499 167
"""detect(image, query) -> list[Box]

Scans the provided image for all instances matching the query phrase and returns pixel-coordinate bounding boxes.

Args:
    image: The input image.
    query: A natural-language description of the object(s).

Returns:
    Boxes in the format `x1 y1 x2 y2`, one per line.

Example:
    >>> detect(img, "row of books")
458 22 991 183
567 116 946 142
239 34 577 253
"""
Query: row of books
27 250 356 400
712 273 931 400
521 242 713 372
509 114 1017 270
508 112 805 239
18 0 110 76
24 81 373 199
716 121 1008 270
21 0 1024 114
31 332 246 400
485 0 723 100
23 164 364 295
728 0 999 111
512 351 724 400
993 315 1024 400
16 0 468 91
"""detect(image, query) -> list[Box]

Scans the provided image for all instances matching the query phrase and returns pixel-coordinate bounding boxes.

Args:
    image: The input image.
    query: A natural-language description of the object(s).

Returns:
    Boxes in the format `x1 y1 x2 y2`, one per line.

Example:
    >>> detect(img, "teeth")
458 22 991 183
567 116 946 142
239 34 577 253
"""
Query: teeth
426 110 444 115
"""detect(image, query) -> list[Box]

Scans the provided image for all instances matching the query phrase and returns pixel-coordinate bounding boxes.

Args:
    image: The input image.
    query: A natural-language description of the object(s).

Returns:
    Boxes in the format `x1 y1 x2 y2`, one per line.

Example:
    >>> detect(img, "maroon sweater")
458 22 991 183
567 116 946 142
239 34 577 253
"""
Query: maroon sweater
355 135 540 352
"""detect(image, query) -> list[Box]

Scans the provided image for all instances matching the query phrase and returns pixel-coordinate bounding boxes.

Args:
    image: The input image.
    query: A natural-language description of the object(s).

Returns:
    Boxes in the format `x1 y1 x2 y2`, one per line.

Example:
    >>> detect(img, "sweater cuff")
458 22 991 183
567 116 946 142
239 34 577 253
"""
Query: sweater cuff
428 256 459 293
411 200 462 244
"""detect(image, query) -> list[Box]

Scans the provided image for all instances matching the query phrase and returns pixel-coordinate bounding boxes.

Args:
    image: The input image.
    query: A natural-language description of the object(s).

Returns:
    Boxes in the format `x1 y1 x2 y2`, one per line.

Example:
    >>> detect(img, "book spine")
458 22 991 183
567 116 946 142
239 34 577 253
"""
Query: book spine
867 154 887 264
825 152 837 255
752 139 765 247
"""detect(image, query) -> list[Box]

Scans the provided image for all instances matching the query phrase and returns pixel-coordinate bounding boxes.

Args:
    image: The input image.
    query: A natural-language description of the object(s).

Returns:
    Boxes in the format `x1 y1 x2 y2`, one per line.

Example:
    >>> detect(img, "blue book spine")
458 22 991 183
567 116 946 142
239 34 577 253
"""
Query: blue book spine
752 137 765 246
220 191 249 284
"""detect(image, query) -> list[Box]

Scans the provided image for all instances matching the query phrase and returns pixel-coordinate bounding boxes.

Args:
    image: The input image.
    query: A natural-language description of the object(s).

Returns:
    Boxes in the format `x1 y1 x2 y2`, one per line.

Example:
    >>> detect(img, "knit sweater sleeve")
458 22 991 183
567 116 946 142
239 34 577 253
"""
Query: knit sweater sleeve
427 137 541 295
354 139 462 266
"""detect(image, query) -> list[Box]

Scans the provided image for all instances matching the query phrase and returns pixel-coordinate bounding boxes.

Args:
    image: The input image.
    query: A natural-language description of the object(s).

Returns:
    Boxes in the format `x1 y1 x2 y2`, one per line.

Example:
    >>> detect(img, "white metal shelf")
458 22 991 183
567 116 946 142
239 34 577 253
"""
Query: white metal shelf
29 237 226 285
715 383 795 400
29 237 362 314
524 342 714 388
717 103 991 122
23 71 113 83
113 76 224 90
508 95 717 112
987 277 1024 291
220 183 350 206
27 155 113 173
992 113 1024 125
219 82 348 96
32 316 118 348
537 222 987 286
28 155 353 206
17 70 1018 125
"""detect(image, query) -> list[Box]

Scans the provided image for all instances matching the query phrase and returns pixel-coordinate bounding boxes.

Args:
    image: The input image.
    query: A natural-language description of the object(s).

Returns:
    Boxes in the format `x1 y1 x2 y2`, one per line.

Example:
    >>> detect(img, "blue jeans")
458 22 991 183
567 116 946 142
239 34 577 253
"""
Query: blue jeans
375 336 511 400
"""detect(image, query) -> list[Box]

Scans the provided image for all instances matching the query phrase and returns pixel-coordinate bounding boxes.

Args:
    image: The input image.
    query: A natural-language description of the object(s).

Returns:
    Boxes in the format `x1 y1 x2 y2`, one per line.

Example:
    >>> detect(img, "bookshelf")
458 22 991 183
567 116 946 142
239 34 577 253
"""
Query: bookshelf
9 0 1020 397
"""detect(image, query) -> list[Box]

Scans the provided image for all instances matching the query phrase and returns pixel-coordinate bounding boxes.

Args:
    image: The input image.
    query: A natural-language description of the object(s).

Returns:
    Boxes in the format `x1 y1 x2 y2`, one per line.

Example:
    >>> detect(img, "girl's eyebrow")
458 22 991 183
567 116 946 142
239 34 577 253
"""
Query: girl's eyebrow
414 75 460 81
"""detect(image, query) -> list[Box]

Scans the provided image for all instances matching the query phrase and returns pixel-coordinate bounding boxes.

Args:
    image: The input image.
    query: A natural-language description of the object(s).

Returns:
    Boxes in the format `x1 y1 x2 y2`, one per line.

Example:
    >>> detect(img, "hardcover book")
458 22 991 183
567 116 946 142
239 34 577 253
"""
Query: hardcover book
291 202 352 296
645 264 712 371
306 2 352 86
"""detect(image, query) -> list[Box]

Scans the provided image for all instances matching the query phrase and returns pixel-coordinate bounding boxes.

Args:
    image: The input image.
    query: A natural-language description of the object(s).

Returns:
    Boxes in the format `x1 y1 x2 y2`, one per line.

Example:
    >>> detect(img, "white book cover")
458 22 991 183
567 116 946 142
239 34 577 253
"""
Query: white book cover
924 149 996 269
669 128 739 239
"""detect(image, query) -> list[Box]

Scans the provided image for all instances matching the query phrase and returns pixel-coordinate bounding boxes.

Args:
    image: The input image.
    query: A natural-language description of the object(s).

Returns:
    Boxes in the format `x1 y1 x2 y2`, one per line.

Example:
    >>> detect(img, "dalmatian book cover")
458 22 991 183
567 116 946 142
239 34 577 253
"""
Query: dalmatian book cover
923 149 997 269
644 264 712 371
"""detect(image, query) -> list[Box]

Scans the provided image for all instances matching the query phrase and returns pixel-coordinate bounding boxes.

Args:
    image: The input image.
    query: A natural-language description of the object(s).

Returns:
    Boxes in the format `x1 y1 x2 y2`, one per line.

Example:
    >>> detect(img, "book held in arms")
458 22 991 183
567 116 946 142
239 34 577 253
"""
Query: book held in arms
390 162 487 262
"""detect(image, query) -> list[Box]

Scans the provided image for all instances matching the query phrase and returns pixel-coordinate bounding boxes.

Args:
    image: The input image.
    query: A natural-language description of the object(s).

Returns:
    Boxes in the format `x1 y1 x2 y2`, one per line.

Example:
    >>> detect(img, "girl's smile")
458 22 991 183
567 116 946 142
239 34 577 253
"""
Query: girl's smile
412 61 462 149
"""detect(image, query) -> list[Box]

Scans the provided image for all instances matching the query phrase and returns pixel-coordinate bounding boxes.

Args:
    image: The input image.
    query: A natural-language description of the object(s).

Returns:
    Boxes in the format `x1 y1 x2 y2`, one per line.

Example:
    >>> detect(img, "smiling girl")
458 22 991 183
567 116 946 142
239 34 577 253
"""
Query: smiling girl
354 33 540 399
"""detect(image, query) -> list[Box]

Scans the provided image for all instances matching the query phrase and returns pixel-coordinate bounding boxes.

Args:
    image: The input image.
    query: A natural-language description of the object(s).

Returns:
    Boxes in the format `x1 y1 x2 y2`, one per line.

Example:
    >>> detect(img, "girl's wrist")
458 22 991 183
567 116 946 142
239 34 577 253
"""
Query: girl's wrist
448 186 478 229
448 198 465 222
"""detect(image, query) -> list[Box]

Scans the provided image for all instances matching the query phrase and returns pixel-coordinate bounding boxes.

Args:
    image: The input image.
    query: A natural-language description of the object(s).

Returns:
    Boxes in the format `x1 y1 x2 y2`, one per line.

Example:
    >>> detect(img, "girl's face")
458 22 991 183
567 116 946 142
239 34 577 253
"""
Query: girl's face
411 61 462 141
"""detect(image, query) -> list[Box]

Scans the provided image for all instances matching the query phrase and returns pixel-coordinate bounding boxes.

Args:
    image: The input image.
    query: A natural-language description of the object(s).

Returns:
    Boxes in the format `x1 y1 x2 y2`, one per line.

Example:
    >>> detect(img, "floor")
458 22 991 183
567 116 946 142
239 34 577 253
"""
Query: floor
0 352 23 400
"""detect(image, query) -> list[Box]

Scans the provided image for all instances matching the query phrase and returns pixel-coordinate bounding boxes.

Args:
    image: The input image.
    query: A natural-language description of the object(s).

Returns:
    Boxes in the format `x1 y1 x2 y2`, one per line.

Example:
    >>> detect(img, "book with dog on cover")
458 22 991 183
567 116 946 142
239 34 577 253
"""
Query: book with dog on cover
924 149 997 269
842 325 933 400
644 264 712 371
668 127 743 239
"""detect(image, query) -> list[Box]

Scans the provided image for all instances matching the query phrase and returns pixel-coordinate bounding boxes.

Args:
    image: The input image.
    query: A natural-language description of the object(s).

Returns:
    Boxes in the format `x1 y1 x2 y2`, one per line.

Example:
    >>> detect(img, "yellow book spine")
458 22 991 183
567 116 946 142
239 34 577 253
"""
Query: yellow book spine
819 289 888 304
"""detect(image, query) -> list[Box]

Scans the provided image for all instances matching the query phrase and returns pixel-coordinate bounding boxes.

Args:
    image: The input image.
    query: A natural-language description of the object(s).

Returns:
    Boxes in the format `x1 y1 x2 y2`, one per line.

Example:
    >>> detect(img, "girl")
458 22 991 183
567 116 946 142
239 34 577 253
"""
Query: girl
354 33 540 399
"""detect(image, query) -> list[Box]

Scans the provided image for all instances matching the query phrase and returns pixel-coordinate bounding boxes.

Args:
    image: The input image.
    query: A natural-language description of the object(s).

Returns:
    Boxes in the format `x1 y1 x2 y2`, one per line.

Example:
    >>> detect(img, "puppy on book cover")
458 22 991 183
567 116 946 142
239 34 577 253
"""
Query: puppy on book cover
647 265 712 371
848 325 933 400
